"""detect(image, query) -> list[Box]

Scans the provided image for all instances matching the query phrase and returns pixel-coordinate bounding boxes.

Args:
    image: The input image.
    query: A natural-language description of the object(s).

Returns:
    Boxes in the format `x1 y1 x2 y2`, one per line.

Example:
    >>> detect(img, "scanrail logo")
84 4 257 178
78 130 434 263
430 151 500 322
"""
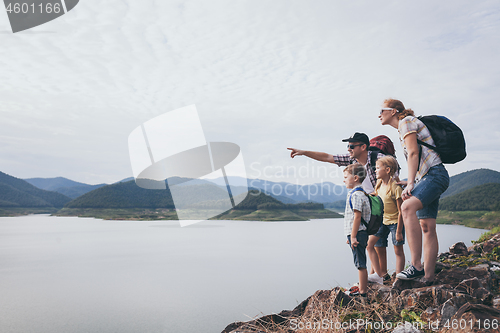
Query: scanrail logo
128 105 248 227
3 0 79 33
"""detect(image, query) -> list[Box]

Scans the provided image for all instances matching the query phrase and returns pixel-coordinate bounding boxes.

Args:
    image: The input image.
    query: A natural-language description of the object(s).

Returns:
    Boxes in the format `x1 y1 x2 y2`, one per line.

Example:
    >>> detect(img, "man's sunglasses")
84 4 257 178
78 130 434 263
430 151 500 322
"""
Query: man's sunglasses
347 144 363 149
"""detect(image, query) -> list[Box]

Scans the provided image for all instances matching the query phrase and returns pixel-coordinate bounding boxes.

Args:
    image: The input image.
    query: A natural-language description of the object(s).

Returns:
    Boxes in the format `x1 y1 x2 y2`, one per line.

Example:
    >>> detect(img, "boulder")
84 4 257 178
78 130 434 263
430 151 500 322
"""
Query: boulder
449 242 469 256
441 302 500 333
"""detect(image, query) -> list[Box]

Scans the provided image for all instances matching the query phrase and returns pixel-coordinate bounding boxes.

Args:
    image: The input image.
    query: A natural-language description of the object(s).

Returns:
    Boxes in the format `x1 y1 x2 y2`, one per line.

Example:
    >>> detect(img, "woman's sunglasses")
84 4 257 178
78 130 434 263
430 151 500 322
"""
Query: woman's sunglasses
380 108 395 115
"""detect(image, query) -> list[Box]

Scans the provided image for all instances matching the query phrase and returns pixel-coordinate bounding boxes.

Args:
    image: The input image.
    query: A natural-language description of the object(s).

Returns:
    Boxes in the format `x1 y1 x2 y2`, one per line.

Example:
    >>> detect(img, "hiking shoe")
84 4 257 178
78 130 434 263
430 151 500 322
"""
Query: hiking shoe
396 265 425 280
368 273 384 284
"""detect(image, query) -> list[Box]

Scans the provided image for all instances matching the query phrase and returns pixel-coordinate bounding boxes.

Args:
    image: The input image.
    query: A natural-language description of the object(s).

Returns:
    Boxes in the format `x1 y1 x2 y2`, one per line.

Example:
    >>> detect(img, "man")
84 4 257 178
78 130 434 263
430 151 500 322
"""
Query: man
288 132 384 193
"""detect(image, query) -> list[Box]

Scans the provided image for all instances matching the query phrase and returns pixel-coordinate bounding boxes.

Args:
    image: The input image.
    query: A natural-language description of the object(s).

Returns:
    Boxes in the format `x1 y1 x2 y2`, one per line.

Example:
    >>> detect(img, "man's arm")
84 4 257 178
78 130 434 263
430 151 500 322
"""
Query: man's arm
287 148 337 164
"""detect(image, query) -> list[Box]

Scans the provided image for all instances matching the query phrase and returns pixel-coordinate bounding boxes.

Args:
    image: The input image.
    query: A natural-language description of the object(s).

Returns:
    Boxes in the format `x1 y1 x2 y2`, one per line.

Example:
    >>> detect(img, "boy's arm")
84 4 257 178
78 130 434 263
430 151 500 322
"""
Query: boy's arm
395 197 404 242
351 210 362 249
287 148 337 164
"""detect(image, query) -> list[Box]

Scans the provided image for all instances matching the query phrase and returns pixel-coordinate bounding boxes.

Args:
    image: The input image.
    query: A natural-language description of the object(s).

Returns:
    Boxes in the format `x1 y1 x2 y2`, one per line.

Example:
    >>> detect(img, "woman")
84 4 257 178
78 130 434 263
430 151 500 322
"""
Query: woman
378 99 449 283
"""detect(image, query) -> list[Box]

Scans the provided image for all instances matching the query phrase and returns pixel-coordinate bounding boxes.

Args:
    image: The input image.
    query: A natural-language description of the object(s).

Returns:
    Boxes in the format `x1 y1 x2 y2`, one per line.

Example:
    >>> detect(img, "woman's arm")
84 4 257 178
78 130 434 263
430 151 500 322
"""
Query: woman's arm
395 197 404 242
402 132 419 199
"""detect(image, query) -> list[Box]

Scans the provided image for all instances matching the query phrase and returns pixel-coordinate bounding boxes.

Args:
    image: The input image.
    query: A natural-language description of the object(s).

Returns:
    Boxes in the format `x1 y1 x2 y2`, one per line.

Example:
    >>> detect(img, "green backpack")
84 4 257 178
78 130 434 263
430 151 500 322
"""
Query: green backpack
349 188 384 235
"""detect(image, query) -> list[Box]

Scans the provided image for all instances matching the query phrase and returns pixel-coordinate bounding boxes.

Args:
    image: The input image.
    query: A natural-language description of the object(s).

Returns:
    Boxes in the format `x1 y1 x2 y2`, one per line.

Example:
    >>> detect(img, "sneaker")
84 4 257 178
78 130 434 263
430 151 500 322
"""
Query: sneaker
348 286 360 296
396 265 425 280
368 273 384 284
383 273 391 282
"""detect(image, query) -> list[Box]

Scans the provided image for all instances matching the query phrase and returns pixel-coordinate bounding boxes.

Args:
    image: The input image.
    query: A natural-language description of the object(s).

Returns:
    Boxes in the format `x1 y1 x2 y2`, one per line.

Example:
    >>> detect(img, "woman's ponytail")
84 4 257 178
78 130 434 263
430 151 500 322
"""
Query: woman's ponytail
384 98 415 119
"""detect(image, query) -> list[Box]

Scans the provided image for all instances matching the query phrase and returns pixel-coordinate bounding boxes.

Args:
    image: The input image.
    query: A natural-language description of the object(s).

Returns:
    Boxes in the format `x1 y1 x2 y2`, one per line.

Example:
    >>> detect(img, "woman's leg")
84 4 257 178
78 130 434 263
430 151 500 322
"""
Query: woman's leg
420 218 438 280
400 196 424 270
394 244 405 274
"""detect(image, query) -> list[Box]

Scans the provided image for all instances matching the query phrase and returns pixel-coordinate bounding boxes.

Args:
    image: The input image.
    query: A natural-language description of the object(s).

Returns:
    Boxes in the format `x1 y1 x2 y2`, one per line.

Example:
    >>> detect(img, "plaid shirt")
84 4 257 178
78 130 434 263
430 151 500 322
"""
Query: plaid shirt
344 186 371 236
333 152 385 192
399 116 442 182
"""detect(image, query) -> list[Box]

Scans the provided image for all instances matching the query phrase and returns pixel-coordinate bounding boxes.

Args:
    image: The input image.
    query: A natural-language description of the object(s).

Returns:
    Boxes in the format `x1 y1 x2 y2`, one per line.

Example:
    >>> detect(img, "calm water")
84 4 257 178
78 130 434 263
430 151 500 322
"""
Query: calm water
0 215 486 333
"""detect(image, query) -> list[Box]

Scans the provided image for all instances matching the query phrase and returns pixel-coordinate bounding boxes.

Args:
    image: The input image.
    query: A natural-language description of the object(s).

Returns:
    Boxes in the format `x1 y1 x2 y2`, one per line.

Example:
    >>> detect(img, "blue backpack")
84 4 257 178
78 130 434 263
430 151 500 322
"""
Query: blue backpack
349 188 384 235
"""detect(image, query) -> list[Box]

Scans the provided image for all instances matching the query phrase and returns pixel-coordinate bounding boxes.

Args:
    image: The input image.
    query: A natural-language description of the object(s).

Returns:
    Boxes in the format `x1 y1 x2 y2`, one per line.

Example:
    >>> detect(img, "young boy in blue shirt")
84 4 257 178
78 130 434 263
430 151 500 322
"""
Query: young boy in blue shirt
343 163 371 299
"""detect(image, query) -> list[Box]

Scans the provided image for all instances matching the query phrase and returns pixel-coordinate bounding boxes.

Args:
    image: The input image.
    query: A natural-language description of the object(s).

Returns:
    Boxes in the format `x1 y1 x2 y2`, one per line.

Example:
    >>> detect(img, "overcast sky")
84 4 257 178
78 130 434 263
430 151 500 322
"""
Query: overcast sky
1 0 499 186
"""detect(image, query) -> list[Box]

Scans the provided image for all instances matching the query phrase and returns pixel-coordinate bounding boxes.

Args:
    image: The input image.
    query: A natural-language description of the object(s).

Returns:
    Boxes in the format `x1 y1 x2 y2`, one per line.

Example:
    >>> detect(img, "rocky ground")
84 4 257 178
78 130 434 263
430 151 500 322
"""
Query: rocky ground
222 233 500 333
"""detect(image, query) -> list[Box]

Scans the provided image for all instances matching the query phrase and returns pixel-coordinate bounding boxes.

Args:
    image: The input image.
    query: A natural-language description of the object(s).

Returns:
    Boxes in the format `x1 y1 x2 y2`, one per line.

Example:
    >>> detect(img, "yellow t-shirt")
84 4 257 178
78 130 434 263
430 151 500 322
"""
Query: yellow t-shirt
375 179 403 225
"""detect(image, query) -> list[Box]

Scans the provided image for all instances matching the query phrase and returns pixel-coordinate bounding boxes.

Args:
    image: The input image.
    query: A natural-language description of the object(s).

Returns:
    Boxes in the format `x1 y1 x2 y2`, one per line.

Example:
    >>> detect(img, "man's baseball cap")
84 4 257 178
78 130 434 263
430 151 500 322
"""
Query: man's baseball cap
342 132 369 146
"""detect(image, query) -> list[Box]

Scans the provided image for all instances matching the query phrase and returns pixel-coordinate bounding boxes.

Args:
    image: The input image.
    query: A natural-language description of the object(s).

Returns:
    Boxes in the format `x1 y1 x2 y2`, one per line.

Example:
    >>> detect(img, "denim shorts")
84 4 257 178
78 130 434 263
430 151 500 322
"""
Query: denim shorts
347 230 368 270
412 164 450 219
374 223 405 247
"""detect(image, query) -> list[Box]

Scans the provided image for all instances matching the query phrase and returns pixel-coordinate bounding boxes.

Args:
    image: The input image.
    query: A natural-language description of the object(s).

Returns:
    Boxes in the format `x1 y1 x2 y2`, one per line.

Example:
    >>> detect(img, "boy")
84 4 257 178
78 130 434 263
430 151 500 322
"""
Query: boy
343 163 371 299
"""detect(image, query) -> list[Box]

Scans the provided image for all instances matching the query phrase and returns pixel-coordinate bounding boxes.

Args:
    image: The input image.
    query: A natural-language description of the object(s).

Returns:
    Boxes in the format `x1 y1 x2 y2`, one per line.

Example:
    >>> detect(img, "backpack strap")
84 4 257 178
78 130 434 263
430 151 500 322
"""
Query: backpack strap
369 150 378 175
348 187 370 228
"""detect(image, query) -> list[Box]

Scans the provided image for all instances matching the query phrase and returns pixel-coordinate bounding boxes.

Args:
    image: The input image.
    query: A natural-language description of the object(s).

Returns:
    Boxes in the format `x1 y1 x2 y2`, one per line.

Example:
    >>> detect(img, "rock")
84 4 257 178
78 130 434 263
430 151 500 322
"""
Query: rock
369 283 392 302
454 277 493 305
440 296 469 326
394 285 455 310
303 287 351 316
450 242 469 256
421 306 441 325
493 296 500 310
391 322 423 333
435 261 451 273
441 302 500 333
391 278 428 293
434 266 486 289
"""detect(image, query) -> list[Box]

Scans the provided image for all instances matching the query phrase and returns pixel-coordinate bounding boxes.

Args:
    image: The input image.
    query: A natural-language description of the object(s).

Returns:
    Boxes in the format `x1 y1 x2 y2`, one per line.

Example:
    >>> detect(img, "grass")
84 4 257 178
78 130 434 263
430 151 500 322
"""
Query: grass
436 210 500 229
0 207 59 216
234 290 432 333
55 208 178 220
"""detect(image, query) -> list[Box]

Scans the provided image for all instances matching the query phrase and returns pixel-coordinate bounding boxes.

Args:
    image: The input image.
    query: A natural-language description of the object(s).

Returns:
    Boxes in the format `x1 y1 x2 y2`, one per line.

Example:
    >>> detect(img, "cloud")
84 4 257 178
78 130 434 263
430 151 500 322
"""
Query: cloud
0 0 499 184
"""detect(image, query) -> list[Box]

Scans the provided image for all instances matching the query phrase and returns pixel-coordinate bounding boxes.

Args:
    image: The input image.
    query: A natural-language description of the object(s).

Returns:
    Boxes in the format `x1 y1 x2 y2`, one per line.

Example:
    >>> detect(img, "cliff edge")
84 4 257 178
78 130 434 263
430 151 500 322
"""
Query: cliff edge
222 233 500 333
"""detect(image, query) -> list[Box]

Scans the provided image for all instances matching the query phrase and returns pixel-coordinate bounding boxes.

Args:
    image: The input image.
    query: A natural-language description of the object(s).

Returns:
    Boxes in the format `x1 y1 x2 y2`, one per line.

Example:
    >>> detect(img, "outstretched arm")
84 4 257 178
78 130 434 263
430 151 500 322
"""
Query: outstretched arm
287 148 337 164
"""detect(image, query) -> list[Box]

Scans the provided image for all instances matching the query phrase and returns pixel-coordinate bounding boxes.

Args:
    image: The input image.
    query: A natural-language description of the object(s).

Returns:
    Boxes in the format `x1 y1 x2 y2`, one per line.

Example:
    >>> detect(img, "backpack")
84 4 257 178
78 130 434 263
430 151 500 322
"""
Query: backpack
349 188 384 235
417 115 466 164
369 135 396 156
366 135 398 175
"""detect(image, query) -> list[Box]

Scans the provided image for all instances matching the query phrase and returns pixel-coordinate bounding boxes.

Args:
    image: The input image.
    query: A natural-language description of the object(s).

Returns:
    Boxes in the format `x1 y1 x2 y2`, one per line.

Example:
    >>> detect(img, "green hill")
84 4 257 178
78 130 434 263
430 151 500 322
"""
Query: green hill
0 171 71 208
65 180 176 208
441 169 500 198
439 183 500 211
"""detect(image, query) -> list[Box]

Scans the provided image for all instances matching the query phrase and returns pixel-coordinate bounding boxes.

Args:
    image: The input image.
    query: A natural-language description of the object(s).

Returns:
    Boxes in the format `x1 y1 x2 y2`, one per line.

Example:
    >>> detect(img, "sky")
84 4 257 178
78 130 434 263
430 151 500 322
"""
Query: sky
1 0 499 186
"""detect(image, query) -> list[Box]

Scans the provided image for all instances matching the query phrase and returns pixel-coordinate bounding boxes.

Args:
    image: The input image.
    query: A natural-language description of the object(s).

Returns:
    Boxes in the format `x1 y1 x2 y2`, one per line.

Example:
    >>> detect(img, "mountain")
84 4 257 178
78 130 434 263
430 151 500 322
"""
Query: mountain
64 178 236 209
441 169 500 198
439 183 500 211
25 177 107 199
65 180 175 208
206 176 347 203
0 171 71 208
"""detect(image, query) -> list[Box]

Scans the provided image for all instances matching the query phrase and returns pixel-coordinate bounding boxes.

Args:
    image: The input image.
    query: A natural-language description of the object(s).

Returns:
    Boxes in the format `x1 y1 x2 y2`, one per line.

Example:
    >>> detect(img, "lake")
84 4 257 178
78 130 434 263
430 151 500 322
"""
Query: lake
0 215 487 333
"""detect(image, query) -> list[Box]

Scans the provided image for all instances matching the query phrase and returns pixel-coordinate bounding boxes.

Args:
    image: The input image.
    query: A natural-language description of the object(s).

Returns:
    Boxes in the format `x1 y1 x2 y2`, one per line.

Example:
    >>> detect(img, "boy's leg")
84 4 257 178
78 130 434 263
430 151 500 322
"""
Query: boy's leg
350 231 368 293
